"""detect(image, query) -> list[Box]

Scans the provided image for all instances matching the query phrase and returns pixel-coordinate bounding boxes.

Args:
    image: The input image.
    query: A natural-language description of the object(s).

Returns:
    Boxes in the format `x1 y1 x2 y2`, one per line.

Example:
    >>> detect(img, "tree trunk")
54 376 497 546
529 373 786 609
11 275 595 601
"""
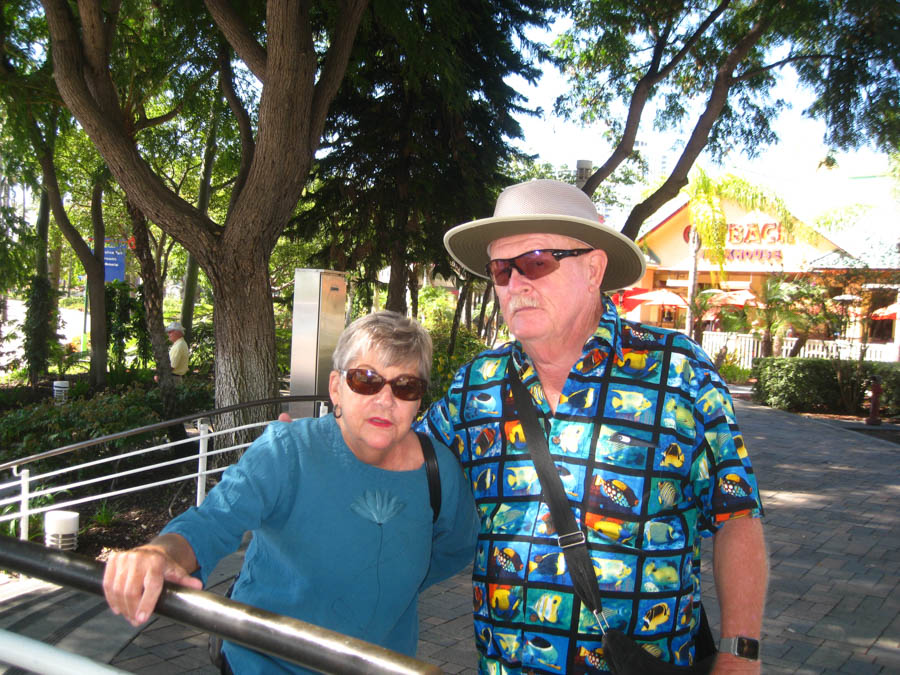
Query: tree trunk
35 190 50 278
87 179 109 388
486 296 501 345
788 334 808 357
33 189 57 362
385 243 409 314
128 202 178 409
181 256 200 342
408 265 419 319
48 241 62 308
581 1 731 197
476 284 492 337
208 256 280 438
41 0 368 416
40 149 108 389
685 225 700 338
182 99 220 342
448 278 472 357
619 11 775 241
761 329 773 358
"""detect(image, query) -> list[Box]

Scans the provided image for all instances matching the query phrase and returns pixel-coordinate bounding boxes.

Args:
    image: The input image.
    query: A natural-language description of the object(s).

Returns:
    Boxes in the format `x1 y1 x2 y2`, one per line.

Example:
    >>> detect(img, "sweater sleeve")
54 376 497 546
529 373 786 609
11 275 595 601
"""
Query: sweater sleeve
420 439 479 589
161 421 300 584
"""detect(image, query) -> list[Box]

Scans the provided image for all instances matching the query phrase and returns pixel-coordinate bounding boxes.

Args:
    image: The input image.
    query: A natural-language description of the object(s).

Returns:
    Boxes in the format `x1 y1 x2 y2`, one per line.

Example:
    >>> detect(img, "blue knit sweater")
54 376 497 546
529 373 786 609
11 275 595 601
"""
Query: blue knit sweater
162 414 479 673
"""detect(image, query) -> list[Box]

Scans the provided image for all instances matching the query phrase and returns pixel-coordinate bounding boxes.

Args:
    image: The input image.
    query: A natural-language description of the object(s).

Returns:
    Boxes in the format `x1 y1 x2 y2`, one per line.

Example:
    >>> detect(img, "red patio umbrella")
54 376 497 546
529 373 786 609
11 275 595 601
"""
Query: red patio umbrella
611 288 653 312
871 302 899 320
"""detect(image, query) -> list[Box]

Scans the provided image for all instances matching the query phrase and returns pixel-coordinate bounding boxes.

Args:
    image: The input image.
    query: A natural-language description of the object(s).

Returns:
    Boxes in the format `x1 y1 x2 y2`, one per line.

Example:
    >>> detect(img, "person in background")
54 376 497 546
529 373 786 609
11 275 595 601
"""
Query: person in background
165 320 190 383
104 311 480 674
417 179 767 674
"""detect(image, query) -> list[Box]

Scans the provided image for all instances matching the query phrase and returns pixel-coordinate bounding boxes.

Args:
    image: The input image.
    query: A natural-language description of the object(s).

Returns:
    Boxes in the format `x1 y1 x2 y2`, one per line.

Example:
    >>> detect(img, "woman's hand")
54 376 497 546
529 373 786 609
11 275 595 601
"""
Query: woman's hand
102 533 202 626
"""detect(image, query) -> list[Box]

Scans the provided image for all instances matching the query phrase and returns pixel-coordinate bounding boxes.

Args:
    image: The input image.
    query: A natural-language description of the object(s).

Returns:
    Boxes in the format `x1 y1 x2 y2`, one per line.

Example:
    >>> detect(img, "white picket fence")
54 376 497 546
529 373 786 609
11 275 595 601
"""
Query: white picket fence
701 332 899 370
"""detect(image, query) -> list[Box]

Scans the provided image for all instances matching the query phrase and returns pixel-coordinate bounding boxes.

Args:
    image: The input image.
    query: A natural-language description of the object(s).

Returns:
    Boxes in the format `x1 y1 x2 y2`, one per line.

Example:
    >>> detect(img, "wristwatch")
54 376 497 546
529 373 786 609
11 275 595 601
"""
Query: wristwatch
719 636 760 660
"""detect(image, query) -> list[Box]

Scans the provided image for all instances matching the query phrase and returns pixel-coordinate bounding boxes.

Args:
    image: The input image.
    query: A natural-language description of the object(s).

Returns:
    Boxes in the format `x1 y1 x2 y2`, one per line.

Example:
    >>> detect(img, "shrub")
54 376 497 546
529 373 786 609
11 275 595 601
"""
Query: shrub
869 361 900 418
189 320 216 375
718 363 752 385
0 386 46 412
0 379 214 478
424 321 489 409
753 357 900 416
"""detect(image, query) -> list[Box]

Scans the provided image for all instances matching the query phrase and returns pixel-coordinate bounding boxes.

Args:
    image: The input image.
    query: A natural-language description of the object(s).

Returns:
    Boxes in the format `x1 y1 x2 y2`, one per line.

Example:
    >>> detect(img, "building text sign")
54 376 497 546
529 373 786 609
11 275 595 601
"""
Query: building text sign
727 221 793 246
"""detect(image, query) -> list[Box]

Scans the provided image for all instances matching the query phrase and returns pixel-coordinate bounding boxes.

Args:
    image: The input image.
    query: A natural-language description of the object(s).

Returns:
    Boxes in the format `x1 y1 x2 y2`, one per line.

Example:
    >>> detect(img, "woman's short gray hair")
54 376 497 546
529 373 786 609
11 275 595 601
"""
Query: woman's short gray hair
332 311 433 381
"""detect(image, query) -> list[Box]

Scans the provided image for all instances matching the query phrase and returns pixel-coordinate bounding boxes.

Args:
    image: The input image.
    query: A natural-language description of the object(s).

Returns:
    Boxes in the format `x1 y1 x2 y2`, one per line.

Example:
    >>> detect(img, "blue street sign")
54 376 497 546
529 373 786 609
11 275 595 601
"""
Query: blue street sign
104 245 126 282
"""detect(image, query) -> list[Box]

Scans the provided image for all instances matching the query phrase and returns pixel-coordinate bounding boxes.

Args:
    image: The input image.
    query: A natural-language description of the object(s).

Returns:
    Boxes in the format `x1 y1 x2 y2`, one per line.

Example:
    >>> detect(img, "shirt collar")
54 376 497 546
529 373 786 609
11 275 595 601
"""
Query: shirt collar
510 294 623 378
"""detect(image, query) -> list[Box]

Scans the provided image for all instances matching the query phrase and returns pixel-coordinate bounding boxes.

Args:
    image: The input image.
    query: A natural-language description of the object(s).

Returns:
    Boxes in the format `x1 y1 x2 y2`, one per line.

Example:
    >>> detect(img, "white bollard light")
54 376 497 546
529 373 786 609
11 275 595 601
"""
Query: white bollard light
44 510 79 551
52 380 69 404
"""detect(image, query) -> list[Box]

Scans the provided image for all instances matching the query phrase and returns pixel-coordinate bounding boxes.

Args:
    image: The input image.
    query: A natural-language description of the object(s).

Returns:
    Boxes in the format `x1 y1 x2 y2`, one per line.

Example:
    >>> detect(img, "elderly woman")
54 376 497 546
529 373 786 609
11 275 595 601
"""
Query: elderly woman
103 311 479 674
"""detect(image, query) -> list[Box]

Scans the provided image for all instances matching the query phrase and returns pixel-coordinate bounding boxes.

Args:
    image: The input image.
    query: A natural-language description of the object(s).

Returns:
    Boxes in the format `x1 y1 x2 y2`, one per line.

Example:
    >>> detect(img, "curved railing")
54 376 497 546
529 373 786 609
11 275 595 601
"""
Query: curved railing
0 394 329 474
0 395 330 538
0 395 444 674
0 537 440 674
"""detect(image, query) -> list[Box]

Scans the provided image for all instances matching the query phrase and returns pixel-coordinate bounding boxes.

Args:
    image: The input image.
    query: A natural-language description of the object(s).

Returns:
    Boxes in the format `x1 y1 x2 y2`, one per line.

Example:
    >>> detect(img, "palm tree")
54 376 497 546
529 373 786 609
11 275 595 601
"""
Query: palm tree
679 168 802 337
752 276 799 357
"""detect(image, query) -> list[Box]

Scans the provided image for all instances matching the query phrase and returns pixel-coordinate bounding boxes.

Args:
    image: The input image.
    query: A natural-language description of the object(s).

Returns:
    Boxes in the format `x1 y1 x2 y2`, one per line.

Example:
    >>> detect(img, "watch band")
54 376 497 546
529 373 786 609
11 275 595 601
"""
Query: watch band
719 636 760 661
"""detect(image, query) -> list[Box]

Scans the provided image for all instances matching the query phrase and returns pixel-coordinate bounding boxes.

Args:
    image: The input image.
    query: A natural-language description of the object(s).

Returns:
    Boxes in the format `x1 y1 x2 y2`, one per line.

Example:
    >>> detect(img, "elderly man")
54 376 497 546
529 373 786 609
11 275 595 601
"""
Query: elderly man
417 180 766 674
165 320 190 382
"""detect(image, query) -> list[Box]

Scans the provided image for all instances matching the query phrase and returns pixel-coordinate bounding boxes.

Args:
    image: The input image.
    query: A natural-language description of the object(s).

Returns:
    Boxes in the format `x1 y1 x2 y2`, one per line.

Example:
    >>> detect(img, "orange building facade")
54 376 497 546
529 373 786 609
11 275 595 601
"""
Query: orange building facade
623 197 899 359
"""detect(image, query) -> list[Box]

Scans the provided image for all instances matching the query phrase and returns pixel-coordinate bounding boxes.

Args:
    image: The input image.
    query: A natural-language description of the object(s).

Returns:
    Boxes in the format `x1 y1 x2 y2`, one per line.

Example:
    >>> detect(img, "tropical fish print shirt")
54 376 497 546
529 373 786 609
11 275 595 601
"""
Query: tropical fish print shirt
417 296 763 674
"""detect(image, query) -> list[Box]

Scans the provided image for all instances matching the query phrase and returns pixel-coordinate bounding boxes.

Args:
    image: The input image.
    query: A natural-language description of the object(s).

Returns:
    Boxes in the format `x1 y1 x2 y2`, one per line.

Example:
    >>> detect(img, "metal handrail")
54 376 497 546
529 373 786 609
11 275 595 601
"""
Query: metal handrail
0 629 129 674
0 536 440 675
0 394 329 473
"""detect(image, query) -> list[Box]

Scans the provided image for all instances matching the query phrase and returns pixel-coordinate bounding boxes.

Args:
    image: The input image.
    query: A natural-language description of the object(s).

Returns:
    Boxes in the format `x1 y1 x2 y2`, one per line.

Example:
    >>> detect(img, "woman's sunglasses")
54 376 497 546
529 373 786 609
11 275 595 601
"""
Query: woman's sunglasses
341 368 427 401
485 248 594 286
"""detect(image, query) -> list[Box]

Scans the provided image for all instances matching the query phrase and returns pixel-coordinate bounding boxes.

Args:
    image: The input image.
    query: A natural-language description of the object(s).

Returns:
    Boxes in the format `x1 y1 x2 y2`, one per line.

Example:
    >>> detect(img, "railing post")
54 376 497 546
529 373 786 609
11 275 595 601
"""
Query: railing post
16 467 30 541
196 418 210 507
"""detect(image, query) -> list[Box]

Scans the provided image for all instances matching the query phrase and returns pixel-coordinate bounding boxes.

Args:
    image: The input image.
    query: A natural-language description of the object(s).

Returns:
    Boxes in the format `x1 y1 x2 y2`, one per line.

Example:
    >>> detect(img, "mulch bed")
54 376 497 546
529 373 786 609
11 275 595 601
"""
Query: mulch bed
796 411 900 446
75 485 194 562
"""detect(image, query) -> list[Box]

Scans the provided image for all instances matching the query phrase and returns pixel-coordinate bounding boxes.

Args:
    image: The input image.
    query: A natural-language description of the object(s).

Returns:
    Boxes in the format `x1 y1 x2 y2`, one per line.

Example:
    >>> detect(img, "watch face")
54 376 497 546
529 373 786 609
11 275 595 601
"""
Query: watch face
736 637 760 660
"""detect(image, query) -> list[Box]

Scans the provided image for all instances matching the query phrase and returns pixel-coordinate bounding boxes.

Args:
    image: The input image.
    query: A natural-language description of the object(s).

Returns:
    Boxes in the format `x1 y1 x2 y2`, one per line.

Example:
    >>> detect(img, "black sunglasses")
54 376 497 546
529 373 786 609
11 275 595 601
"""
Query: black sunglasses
486 248 594 286
341 368 427 401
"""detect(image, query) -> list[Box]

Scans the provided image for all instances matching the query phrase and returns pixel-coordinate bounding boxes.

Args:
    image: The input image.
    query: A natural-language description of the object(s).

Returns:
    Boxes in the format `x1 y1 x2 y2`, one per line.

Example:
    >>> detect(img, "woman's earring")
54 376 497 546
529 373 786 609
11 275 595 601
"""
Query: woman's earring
334 404 343 419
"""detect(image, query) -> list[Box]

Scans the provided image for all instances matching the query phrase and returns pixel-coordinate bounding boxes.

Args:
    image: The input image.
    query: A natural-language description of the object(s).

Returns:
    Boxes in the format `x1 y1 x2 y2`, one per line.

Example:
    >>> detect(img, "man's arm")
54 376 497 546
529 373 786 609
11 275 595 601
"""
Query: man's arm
712 515 768 673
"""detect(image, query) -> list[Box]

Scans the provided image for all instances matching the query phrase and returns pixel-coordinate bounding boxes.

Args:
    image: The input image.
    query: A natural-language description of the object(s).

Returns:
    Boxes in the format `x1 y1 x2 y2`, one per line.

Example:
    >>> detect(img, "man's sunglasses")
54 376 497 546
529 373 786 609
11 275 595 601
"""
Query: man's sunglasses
485 248 594 286
341 368 428 401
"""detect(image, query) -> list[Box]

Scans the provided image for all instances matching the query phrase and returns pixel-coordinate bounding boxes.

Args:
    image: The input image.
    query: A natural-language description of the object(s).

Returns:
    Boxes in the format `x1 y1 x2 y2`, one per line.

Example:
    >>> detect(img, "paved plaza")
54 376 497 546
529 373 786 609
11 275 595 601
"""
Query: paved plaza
1 398 898 674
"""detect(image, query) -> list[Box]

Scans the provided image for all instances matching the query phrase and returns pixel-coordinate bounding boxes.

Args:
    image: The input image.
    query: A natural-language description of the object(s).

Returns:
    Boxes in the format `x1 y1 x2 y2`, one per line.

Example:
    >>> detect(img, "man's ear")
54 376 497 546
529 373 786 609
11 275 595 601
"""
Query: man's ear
588 249 608 289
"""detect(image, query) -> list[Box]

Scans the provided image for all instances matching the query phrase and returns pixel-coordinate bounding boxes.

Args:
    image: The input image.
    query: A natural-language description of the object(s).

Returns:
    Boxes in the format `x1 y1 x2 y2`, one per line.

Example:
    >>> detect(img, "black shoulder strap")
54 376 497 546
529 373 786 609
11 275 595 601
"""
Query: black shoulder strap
417 431 441 523
507 362 608 629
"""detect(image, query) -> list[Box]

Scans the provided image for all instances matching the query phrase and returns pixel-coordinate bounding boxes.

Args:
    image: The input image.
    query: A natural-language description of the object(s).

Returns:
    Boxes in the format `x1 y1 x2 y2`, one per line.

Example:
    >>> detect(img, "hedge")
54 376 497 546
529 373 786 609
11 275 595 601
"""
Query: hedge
752 357 900 416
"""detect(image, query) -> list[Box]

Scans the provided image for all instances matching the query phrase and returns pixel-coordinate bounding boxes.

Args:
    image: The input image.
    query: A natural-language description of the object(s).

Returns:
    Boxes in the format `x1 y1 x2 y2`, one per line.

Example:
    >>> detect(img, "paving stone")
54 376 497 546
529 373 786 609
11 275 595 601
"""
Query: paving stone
868 644 900 671
838 657 883 674
111 652 167 670
803 644 853 670
781 638 823 664
132 662 188 675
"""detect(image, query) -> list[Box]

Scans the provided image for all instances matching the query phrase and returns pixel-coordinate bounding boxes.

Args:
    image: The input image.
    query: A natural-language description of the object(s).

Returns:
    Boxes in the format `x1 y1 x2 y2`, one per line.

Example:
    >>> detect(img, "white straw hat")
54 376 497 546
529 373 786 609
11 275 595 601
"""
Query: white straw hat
444 179 646 291
166 321 184 333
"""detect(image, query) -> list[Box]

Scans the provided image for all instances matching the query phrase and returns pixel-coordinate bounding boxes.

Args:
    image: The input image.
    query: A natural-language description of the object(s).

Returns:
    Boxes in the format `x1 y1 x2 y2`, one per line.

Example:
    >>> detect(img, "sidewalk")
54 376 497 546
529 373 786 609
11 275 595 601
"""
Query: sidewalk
2 399 898 673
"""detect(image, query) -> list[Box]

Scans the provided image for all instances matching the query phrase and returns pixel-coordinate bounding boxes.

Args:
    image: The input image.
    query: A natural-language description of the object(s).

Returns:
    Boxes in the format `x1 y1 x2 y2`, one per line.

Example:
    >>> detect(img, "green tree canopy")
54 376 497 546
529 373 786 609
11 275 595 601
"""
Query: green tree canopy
289 0 554 313
553 0 899 240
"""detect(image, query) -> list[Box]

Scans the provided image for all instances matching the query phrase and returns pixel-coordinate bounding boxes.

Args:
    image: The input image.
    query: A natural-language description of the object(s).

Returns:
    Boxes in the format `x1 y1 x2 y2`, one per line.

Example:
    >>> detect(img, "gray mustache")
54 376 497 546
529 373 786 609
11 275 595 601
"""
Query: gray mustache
507 297 541 312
